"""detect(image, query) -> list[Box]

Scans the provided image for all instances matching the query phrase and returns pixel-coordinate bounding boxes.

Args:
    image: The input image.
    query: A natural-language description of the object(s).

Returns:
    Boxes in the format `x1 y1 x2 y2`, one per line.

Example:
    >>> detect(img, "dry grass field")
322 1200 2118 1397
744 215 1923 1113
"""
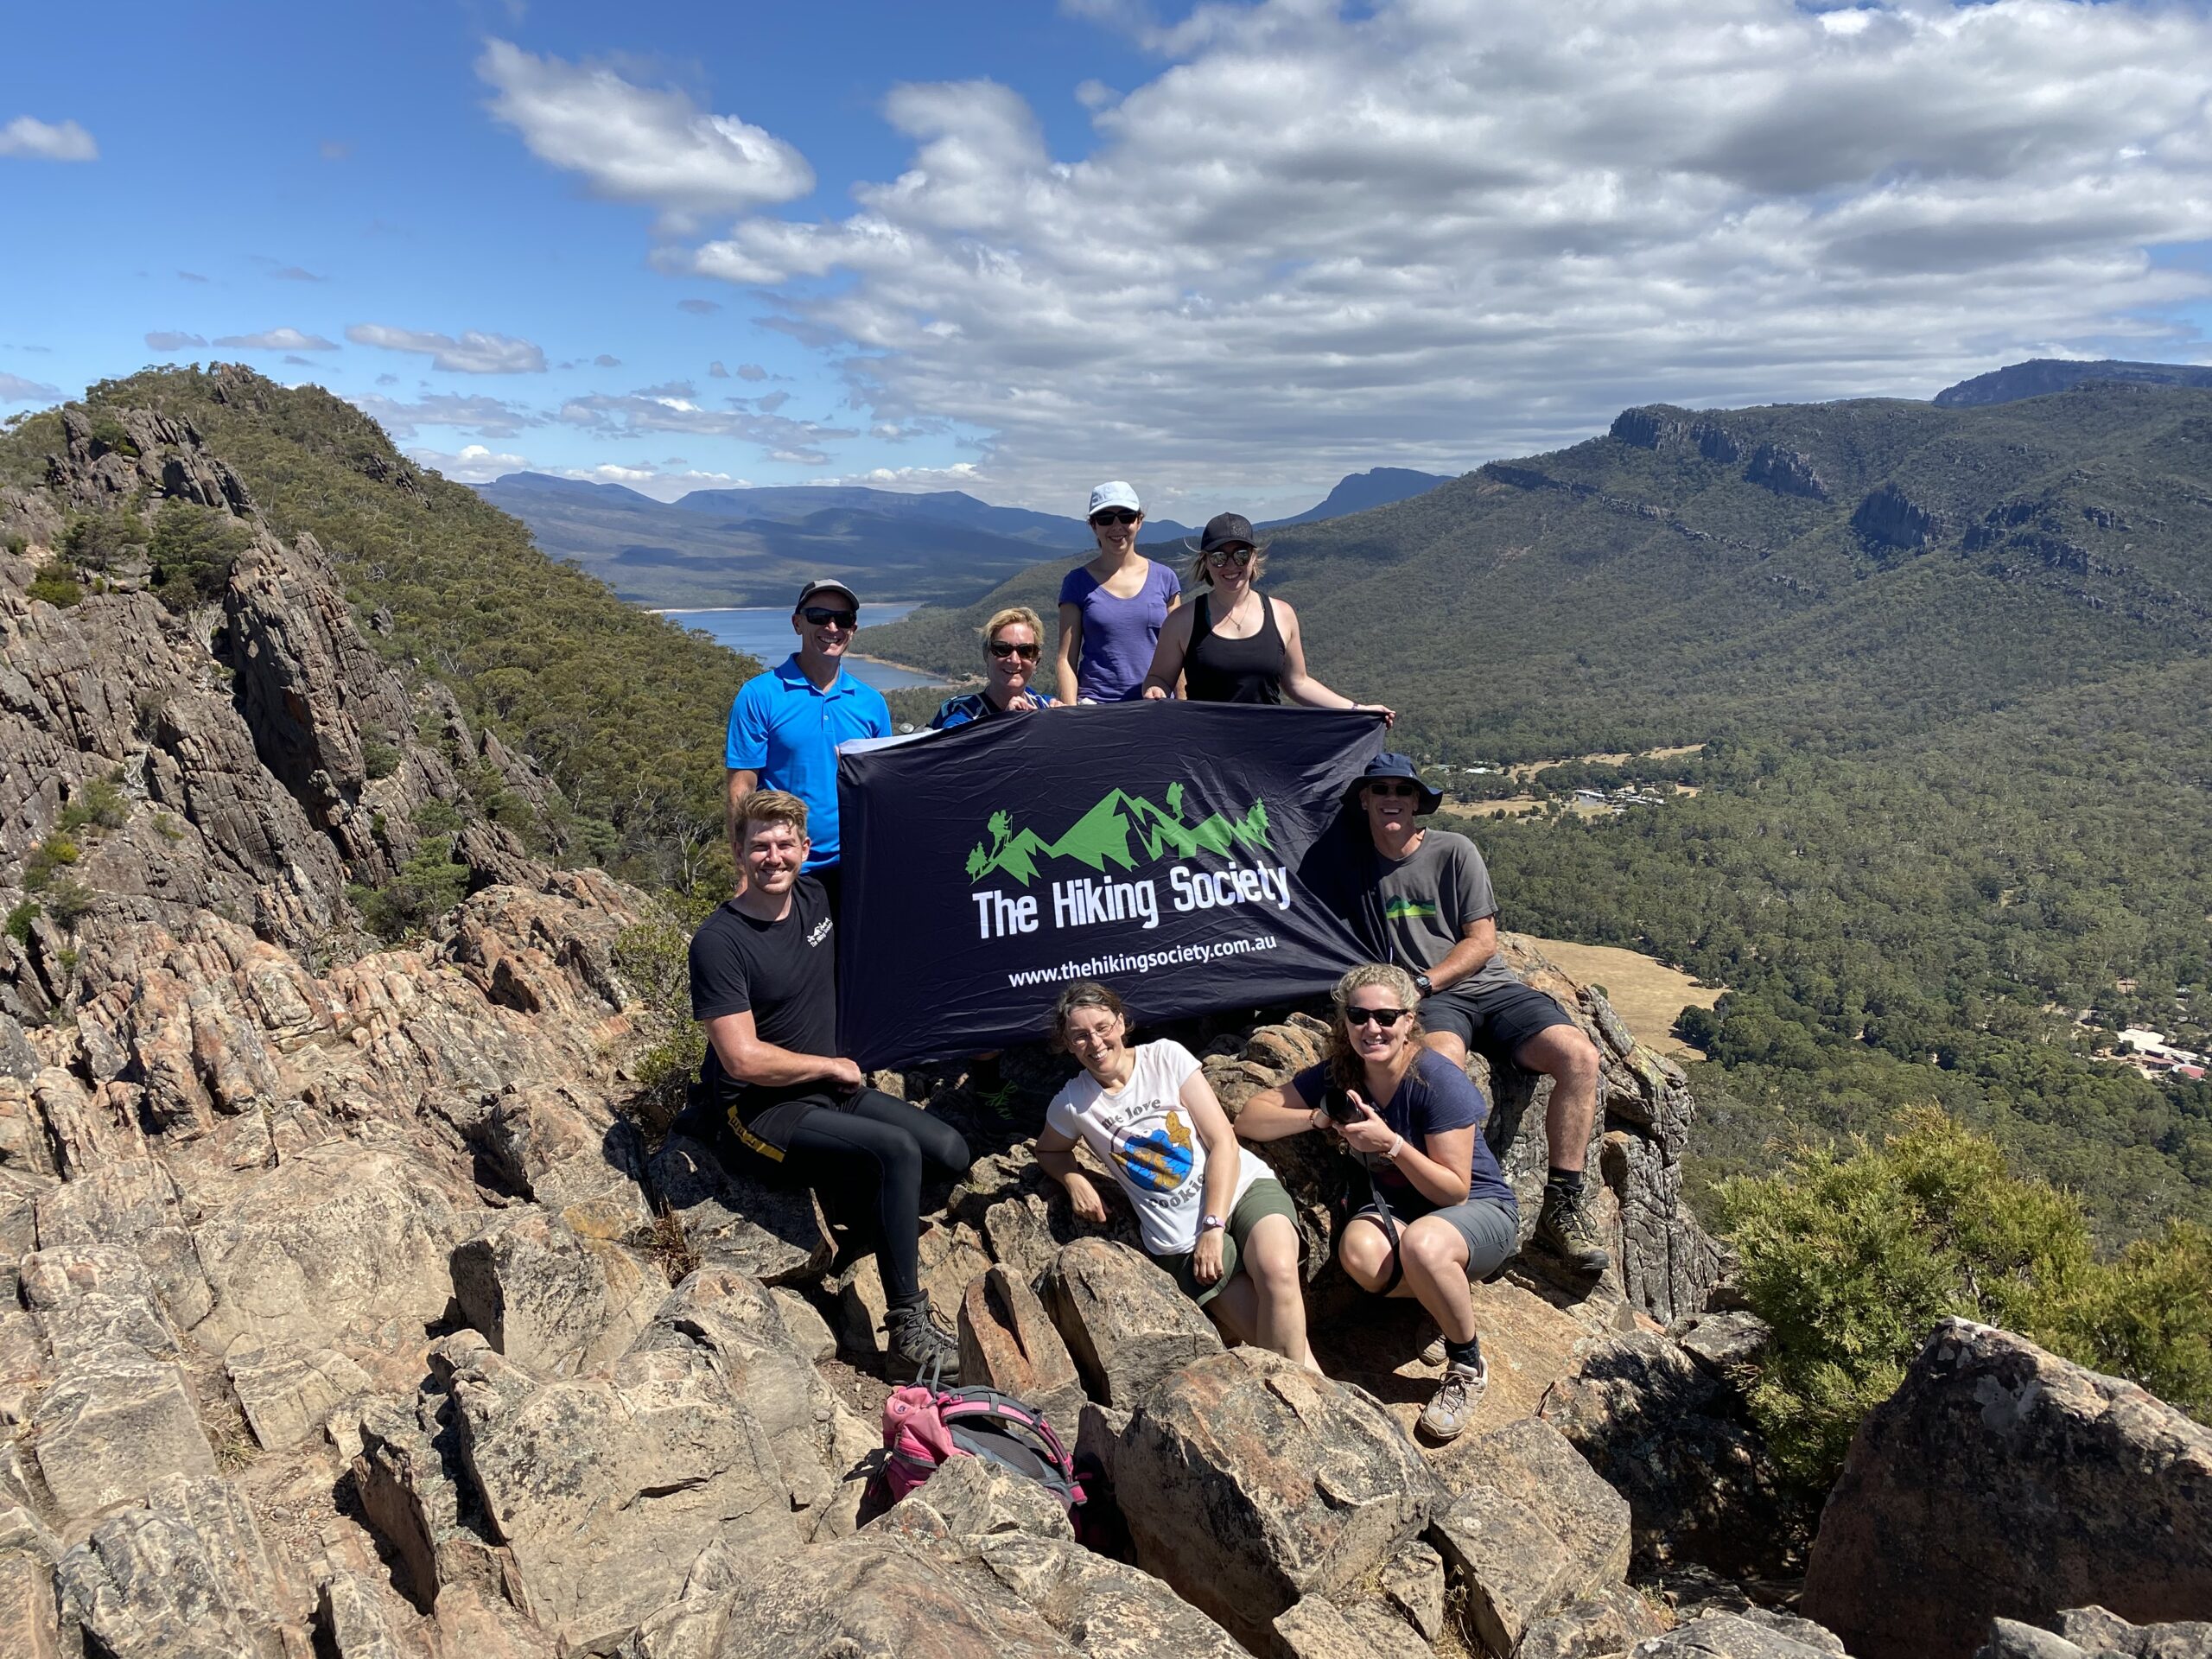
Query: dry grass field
1522 937 1723 1059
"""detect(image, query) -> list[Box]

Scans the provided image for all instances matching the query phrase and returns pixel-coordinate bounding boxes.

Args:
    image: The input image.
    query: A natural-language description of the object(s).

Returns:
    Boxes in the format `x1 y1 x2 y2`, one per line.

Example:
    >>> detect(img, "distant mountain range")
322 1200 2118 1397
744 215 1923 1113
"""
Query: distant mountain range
1934 358 2212 408
472 467 1449 609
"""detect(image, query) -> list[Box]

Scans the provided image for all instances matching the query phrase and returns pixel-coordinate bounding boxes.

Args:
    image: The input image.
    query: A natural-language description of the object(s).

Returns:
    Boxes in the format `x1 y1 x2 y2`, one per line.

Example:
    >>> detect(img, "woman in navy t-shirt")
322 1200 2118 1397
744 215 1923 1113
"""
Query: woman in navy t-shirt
1235 963 1519 1445
1055 480 1180 703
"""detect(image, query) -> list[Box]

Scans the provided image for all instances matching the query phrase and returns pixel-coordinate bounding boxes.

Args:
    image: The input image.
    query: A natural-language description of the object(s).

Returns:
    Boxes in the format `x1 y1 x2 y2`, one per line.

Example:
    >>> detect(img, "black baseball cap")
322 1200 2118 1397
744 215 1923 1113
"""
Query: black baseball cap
794 577 860 612
1345 752 1442 815
1198 512 1257 553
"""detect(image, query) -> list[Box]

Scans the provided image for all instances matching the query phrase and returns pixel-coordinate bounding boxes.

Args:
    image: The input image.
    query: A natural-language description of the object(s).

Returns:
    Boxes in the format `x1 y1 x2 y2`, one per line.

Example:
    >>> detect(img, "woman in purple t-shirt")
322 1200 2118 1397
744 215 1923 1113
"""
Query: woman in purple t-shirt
1055 480 1181 703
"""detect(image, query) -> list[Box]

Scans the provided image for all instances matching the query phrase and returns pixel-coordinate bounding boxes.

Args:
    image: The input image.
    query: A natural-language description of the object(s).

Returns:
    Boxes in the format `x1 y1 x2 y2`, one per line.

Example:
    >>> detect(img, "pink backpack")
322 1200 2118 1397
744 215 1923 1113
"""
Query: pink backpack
880 1377 1086 1515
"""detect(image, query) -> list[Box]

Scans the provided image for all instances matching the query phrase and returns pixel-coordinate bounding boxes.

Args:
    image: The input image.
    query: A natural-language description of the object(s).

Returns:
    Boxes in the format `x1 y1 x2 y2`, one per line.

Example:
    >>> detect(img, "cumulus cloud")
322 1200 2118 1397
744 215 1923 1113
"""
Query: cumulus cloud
646 0 2212 506
0 116 97 162
405 442 531 482
145 331 208 351
0 372 61 404
556 390 857 465
346 323 548 373
477 39 815 218
709 360 730 378
349 391 542 439
594 353 622 367
213 327 339 352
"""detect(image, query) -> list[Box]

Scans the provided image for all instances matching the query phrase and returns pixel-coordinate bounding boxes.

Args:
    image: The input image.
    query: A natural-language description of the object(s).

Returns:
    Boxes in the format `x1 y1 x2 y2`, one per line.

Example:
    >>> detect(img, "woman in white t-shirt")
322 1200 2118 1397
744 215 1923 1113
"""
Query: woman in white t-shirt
1036 981 1318 1370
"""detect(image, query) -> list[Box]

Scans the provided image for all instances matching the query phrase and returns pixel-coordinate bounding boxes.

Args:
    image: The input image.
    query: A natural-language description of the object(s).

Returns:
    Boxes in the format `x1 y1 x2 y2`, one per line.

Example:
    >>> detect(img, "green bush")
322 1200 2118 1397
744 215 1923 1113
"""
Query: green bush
23 835 80 891
3 900 37 945
59 775 128 835
60 509 144 571
42 878 95 931
1719 1109 2212 1489
146 499 248 611
359 738 402 781
350 841 468 942
26 569 82 608
86 414 140 458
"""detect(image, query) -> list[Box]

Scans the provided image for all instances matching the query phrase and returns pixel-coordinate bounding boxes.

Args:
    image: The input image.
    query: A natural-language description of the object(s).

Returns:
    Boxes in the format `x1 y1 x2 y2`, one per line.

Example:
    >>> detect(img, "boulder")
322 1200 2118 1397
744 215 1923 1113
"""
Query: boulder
645 1133 830 1286
32 1155 213 1330
29 1342 215 1517
448 1337 799 1651
1539 1327 1802 1579
223 1338 373 1450
0 1507 67 1659
1272 1594 1433 1659
351 1399 517 1612
1800 1321 2212 1659
21 1241 181 1363
315 1569 410 1659
466 1083 653 1235
876 1453 1074 1545
1521 1585 1673 1659
52 1472 300 1659
960 1263 1086 1431
1632 1611 1850 1656
1040 1236 1222 1407
1117 1347 1439 1649
1428 1417 1631 1657
1377 1536 1446 1643
2056 1606 2212 1655
969 1530 1245 1656
451 1207 664 1377
188 1144 463 1355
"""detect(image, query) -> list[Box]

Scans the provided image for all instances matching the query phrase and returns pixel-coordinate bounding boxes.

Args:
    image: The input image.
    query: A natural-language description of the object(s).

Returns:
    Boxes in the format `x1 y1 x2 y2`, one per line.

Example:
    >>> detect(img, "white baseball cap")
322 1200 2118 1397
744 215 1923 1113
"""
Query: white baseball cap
1088 480 1141 517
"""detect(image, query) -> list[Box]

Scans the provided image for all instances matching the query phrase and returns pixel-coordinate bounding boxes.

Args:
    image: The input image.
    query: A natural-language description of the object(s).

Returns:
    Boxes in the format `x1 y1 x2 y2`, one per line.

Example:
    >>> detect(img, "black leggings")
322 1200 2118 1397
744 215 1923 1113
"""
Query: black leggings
784 1089 971 1306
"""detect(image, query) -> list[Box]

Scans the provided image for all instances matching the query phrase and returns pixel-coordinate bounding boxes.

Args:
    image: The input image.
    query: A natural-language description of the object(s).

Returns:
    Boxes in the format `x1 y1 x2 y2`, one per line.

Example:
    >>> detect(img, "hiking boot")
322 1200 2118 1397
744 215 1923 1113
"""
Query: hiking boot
1420 1333 1446 1367
885 1294 962 1384
1534 1183 1611 1275
1417 1357 1488 1442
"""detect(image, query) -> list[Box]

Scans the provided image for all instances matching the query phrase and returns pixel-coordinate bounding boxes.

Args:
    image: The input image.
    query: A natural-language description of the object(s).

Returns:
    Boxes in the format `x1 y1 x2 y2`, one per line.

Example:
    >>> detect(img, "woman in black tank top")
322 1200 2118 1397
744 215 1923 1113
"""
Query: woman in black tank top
1139 512 1394 721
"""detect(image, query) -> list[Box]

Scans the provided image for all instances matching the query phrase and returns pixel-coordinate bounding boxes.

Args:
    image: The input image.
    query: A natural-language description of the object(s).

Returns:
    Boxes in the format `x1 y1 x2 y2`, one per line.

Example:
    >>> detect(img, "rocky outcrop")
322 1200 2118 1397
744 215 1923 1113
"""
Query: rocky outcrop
1979 1607 2212 1658
1849 483 1942 551
1801 1320 2212 1659
1745 443 1827 499
1039 1236 1222 1407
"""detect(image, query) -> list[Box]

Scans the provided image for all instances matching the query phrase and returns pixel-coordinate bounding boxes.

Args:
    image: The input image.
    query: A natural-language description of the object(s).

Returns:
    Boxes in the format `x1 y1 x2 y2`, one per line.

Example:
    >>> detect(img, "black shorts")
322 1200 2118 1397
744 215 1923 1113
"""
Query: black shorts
1417 979 1575 1069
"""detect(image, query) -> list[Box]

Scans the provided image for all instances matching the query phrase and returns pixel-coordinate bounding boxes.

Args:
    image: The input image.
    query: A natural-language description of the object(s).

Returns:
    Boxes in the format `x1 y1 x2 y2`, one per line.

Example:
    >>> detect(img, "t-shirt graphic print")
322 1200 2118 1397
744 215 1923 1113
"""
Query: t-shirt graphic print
1045 1039 1270 1255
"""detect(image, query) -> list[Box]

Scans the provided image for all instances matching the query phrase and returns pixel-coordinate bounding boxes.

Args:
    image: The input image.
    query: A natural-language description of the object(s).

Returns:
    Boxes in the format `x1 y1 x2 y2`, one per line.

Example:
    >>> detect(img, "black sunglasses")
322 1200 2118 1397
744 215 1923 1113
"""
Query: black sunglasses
1346 1007 1410 1027
1365 781 1420 798
800 607 857 628
988 640 1041 660
1208 545 1255 565
1090 509 1141 526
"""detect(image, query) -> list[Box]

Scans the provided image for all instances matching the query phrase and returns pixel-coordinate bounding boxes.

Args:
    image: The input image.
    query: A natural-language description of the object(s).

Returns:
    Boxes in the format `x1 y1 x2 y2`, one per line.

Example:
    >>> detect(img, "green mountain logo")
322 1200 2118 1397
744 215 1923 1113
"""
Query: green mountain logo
965 781 1274 886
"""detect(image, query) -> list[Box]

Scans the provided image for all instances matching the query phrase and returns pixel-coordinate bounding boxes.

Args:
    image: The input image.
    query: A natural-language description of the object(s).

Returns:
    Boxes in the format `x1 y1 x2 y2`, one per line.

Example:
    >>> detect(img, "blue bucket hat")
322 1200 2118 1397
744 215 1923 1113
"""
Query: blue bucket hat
1345 752 1442 816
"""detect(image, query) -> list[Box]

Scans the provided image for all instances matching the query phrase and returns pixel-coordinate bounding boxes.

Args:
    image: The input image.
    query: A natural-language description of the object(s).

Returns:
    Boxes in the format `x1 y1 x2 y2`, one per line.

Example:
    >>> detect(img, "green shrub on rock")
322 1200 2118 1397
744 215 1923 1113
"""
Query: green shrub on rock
1718 1109 2212 1489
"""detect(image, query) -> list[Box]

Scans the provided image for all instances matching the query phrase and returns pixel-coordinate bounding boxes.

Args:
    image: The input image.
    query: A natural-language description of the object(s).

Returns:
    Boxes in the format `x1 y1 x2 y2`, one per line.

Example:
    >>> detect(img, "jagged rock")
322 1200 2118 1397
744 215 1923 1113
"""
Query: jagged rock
1272 1593 1433 1659
877 1451 1075 1544
33 1155 213 1331
1980 1623 2095 1659
960 1263 1086 1432
448 1338 799 1650
1429 1417 1631 1656
2057 1605 2212 1655
0 1506 67 1659
223 1338 373 1449
973 1530 1247 1657
22 1241 181 1363
1851 483 1941 550
1800 1321 2212 1659
1633 1611 1849 1656
1040 1236 1222 1407
645 1132 830 1286
188 1143 465 1355
1117 1347 1439 1649
0 1307 44 1423
1539 1327 1802 1579
53 1472 299 1659
352 1400 516 1612
316 1569 408 1659
1744 443 1827 499
766 1284 834 1360
466 1082 652 1234
1377 1535 1446 1643
452 1207 664 1377
1522 1584 1673 1659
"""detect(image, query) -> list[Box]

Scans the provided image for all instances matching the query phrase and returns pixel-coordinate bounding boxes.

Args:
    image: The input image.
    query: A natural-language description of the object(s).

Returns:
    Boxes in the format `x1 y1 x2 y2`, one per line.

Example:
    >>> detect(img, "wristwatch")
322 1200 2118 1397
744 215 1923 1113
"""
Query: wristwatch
1413 972 1433 996
1198 1214 1226 1234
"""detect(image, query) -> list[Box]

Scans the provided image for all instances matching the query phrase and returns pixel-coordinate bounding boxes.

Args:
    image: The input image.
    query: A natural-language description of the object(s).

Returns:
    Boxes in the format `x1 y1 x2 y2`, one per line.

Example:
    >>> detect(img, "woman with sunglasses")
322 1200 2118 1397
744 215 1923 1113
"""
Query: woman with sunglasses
1056 480 1182 704
930 606 1059 729
1232 963 1516 1442
1137 512 1391 721
1037 982 1319 1371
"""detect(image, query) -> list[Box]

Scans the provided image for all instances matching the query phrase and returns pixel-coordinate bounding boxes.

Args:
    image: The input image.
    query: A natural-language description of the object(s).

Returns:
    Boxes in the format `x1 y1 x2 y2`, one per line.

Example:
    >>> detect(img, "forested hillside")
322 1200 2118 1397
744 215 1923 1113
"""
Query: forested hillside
870 383 2212 1236
0 365 757 888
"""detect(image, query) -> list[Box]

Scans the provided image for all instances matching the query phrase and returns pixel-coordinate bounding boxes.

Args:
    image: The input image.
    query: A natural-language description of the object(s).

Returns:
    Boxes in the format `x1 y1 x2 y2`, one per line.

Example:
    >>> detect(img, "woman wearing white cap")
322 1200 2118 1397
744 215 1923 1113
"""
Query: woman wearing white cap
1055 480 1181 704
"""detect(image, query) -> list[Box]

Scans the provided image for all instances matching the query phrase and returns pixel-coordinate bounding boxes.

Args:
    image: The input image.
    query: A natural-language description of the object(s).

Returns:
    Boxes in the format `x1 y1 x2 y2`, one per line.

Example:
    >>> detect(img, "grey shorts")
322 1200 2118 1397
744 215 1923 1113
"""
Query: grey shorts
1350 1192 1519 1281
1418 979 1575 1069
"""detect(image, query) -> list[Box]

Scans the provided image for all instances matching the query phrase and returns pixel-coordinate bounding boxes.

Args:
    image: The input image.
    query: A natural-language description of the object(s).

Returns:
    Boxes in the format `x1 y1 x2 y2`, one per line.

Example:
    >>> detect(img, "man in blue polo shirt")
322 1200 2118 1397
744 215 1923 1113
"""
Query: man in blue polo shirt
725 578 892 908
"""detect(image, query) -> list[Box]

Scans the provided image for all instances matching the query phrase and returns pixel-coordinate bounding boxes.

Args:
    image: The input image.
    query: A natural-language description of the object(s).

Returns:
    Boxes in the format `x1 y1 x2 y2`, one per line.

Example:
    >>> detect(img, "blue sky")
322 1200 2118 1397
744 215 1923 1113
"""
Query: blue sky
6 2 2212 518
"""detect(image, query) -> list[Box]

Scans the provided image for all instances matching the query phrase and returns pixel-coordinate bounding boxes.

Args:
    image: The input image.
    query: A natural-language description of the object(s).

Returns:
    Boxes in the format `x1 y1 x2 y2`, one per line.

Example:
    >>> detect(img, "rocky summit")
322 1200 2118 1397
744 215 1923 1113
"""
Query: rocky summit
1 395 2207 1658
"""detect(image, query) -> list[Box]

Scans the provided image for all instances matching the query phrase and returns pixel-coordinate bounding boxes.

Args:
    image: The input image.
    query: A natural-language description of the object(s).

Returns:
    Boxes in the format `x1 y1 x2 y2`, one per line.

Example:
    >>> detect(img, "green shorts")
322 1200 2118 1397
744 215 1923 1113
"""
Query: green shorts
1150 1178 1299 1306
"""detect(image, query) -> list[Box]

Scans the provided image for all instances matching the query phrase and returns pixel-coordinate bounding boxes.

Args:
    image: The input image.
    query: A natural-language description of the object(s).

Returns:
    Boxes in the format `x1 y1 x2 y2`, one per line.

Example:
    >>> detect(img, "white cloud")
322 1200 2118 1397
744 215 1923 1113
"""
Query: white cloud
645 0 2212 508
346 323 547 373
145 331 207 351
213 327 340 352
556 391 858 465
477 39 815 217
0 372 61 404
406 442 531 482
349 391 541 439
0 116 97 162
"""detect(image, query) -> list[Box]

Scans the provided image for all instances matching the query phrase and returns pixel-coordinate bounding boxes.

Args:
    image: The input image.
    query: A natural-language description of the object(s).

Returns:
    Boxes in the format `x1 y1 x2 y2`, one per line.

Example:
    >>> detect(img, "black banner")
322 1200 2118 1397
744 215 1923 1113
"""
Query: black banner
836 702 1387 1069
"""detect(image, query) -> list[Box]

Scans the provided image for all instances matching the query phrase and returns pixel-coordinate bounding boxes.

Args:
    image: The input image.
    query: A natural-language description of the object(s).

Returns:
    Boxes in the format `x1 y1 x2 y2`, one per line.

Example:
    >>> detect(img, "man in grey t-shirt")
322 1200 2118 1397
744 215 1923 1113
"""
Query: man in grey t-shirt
1341 753 1611 1274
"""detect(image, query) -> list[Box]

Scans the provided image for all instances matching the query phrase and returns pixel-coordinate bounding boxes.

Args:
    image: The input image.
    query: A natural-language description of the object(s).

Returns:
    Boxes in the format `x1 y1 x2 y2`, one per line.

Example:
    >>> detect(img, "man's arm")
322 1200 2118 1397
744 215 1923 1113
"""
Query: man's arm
1423 913 1497 992
702 1007 861 1093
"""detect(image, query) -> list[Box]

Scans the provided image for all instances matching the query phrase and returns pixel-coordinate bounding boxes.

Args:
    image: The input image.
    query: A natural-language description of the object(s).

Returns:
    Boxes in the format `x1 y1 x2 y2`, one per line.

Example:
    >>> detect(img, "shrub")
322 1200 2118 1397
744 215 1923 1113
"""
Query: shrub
86 414 140 458
60 774 129 835
350 840 468 942
1719 1109 2212 1489
3 900 36 945
146 499 248 611
23 835 80 891
42 878 96 931
26 569 82 608
359 737 402 781
60 509 144 571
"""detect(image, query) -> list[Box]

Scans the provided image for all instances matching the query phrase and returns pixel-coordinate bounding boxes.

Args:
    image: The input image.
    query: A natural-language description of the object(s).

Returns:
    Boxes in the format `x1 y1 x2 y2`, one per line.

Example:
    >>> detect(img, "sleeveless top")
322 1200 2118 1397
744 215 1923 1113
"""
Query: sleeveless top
1185 590 1286 703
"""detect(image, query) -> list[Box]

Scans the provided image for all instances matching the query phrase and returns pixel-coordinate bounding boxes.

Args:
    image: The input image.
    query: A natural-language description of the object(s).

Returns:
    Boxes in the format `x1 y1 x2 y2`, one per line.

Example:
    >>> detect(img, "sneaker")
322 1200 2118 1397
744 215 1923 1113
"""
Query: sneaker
1535 1183 1612 1274
1419 1333 1446 1367
1417 1358 1488 1442
884 1294 962 1384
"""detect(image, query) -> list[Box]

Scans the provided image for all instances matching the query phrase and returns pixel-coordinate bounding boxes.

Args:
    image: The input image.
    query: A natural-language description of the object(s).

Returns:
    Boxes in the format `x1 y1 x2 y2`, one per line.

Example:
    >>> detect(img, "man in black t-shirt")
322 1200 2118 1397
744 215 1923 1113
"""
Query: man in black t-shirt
689 790 970 1380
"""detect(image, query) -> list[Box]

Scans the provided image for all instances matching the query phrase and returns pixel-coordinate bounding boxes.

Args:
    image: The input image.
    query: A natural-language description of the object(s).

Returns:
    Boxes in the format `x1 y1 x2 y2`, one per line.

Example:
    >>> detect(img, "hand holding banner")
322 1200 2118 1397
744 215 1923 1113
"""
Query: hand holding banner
836 702 1386 1069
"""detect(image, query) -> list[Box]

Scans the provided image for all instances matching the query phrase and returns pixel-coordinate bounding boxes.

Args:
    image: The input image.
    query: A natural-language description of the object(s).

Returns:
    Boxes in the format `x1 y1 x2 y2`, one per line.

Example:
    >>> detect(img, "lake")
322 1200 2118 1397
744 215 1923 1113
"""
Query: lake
659 601 946 690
